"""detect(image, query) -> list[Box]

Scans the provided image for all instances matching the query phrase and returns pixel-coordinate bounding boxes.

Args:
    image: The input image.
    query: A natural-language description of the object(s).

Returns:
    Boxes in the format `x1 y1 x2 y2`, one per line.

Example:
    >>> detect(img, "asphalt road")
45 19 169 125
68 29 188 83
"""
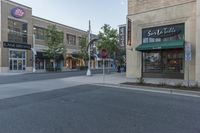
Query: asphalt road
0 84 199 133
0 69 115 84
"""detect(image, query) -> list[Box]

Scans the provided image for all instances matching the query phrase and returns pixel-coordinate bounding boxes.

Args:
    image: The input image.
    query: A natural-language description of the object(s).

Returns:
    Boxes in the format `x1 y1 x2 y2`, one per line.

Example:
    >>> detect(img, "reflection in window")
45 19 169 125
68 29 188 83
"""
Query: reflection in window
143 52 161 73
33 26 46 40
143 49 184 73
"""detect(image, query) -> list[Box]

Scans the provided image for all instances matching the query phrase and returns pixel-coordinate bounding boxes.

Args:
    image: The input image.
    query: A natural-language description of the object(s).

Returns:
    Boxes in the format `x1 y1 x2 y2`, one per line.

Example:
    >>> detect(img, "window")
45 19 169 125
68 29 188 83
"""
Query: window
78 37 82 46
33 26 46 40
67 34 76 45
8 19 28 43
143 49 184 73
143 52 162 73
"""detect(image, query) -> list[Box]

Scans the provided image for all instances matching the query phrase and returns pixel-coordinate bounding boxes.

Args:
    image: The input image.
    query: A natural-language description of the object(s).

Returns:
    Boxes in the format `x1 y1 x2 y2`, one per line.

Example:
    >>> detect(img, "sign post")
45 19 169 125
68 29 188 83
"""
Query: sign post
185 43 192 87
101 49 108 84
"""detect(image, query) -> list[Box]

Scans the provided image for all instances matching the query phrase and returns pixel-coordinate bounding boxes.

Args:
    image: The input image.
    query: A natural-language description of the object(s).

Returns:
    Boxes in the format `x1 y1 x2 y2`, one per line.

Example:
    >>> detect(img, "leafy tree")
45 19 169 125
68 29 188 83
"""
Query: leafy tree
45 25 64 71
78 36 89 64
97 24 118 58
115 48 126 66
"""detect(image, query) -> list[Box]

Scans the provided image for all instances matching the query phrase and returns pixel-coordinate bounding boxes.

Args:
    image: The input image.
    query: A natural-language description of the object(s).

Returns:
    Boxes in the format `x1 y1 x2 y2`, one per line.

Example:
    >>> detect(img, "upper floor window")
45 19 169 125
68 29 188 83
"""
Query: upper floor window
8 19 27 43
67 34 76 45
33 26 46 40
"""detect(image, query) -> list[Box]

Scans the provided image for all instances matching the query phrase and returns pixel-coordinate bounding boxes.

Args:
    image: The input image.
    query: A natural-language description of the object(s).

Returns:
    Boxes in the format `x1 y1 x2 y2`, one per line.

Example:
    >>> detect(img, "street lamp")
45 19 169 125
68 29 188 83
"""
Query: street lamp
86 38 99 76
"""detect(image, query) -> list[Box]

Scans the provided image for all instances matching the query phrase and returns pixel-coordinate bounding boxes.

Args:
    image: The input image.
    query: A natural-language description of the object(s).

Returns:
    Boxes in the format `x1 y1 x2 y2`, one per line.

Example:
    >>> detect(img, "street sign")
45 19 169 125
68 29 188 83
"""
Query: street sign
185 43 192 61
101 49 108 59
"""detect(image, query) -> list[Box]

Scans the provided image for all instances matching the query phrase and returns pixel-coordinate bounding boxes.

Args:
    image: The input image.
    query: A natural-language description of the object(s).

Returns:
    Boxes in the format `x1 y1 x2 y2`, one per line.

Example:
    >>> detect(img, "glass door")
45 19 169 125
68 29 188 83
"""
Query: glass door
9 50 26 71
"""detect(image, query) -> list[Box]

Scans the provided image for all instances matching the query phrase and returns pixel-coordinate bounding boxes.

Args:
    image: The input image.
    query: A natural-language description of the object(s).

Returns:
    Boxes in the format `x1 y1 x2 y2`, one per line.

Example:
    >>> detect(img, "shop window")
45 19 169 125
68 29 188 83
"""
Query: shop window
143 52 162 73
143 49 184 74
8 19 27 43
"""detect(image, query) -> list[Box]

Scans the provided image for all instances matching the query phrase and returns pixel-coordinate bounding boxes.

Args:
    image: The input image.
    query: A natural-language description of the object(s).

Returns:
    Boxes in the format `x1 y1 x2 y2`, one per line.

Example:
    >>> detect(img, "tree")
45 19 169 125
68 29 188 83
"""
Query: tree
45 25 64 71
97 24 118 58
78 36 89 65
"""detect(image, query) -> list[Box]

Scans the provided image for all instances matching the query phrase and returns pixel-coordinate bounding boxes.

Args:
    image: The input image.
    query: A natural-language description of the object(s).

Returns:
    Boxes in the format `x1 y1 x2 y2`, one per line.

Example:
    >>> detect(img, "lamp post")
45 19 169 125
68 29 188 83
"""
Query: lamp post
31 35 37 73
86 38 99 76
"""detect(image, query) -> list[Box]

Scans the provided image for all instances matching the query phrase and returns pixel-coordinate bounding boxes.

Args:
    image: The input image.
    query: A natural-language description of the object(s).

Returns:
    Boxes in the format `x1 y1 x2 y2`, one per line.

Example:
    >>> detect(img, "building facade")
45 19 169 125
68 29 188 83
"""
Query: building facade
127 0 200 83
0 0 88 73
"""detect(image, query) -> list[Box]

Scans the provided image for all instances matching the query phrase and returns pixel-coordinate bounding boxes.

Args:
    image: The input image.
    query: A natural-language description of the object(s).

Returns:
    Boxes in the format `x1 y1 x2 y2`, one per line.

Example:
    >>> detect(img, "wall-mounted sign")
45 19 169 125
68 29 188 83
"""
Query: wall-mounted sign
185 42 192 61
143 23 184 38
3 42 31 50
11 7 25 18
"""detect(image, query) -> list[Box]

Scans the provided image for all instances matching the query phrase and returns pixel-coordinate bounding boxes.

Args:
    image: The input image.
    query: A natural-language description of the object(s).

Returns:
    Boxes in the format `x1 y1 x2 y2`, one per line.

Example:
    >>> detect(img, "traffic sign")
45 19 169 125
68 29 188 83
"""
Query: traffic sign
101 49 108 59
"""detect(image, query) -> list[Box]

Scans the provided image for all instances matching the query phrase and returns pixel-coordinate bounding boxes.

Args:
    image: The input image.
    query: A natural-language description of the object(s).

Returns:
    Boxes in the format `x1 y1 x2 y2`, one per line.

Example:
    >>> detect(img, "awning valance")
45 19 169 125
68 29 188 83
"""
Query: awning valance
135 40 185 51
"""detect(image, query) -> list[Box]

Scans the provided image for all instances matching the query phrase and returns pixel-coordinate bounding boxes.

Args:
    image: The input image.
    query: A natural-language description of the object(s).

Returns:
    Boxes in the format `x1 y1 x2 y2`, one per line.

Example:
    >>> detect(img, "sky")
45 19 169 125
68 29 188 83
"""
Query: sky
13 0 127 34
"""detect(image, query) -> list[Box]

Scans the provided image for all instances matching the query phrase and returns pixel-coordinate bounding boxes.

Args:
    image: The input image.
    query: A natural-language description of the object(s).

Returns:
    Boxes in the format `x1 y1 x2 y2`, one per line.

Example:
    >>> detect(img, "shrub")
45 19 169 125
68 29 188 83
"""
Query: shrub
175 83 183 88
136 77 144 84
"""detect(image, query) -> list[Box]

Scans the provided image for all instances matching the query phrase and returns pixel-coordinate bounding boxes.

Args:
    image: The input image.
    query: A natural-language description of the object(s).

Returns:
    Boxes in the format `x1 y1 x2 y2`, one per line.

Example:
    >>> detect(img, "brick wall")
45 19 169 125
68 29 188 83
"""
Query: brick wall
128 0 196 15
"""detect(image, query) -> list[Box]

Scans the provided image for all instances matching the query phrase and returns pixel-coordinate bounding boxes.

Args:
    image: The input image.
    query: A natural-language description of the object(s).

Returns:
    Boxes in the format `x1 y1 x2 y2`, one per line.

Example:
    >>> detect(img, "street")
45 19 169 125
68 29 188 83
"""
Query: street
0 69 114 84
0 84 200 133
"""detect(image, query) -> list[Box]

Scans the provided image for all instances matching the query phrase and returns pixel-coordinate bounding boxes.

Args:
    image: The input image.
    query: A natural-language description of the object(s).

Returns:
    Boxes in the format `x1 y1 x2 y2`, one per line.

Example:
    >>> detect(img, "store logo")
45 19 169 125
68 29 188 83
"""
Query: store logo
11 7 25 18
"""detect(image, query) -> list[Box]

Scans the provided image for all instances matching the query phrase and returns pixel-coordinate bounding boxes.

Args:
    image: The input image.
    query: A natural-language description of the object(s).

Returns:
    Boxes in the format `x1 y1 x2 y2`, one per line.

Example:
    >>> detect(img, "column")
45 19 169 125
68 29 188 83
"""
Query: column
196 0 200 83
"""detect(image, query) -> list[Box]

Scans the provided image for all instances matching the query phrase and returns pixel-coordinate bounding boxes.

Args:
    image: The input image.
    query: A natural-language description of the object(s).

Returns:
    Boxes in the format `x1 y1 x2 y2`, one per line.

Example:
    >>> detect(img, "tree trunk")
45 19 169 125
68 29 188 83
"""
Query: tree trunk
53 56 56 71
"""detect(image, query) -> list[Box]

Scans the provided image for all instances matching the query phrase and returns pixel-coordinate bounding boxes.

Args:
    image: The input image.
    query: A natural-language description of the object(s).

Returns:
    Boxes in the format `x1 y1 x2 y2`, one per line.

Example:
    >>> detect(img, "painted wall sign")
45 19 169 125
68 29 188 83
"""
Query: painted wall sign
3 42 31 50
11 7 25 18
143 23 184 38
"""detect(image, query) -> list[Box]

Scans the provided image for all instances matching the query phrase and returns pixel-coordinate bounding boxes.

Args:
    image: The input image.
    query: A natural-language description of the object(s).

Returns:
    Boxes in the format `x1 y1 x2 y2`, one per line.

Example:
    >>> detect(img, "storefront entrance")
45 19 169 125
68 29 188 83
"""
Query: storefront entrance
9 50 26 71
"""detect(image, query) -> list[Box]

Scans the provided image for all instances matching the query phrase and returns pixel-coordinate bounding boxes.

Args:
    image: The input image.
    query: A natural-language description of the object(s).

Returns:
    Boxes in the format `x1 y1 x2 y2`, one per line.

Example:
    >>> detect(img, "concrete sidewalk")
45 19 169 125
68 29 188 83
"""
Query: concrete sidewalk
0 72 200 100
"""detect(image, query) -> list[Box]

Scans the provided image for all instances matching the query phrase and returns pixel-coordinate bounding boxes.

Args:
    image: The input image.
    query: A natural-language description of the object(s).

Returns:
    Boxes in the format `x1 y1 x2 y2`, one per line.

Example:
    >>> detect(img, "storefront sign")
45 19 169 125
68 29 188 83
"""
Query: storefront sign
143 24 184 38
3 42 31 50
11 7 25 18
185 43 192 61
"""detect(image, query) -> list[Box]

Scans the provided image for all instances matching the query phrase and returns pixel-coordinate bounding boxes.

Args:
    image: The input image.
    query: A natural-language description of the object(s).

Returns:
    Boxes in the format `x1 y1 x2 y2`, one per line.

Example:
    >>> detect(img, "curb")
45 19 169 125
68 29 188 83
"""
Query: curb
93 83 200 98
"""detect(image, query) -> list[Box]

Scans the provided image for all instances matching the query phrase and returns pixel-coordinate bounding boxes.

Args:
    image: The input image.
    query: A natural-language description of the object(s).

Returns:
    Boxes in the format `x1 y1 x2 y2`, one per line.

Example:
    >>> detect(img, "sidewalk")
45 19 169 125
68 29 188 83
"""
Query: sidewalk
0 73 200 100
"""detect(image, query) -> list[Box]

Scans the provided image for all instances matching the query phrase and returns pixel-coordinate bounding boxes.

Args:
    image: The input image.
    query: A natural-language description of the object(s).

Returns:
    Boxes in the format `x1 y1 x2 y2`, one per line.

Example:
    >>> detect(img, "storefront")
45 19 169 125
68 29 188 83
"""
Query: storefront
126 0 200 82
0 0 88 73
136 24 185 79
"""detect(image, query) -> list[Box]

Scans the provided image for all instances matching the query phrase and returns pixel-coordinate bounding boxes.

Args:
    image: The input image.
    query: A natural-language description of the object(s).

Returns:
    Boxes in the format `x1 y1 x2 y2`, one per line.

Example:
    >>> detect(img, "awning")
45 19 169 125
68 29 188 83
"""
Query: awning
135 40 185 51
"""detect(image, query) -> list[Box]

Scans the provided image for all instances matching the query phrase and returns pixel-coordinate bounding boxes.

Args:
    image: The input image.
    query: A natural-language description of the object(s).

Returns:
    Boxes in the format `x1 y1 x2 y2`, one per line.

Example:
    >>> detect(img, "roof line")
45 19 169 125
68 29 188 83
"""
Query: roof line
32 15 88 33
3 0 32 10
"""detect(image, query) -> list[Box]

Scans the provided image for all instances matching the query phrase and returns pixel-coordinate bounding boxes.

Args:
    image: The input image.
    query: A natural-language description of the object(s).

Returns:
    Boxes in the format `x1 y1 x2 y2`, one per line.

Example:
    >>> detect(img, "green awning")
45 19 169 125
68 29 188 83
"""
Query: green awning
136 40 185 51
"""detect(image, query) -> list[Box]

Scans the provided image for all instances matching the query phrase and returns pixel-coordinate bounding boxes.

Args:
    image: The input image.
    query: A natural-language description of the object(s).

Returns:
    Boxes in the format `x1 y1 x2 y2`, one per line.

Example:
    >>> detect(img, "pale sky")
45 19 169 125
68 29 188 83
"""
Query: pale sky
13 0 127 34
